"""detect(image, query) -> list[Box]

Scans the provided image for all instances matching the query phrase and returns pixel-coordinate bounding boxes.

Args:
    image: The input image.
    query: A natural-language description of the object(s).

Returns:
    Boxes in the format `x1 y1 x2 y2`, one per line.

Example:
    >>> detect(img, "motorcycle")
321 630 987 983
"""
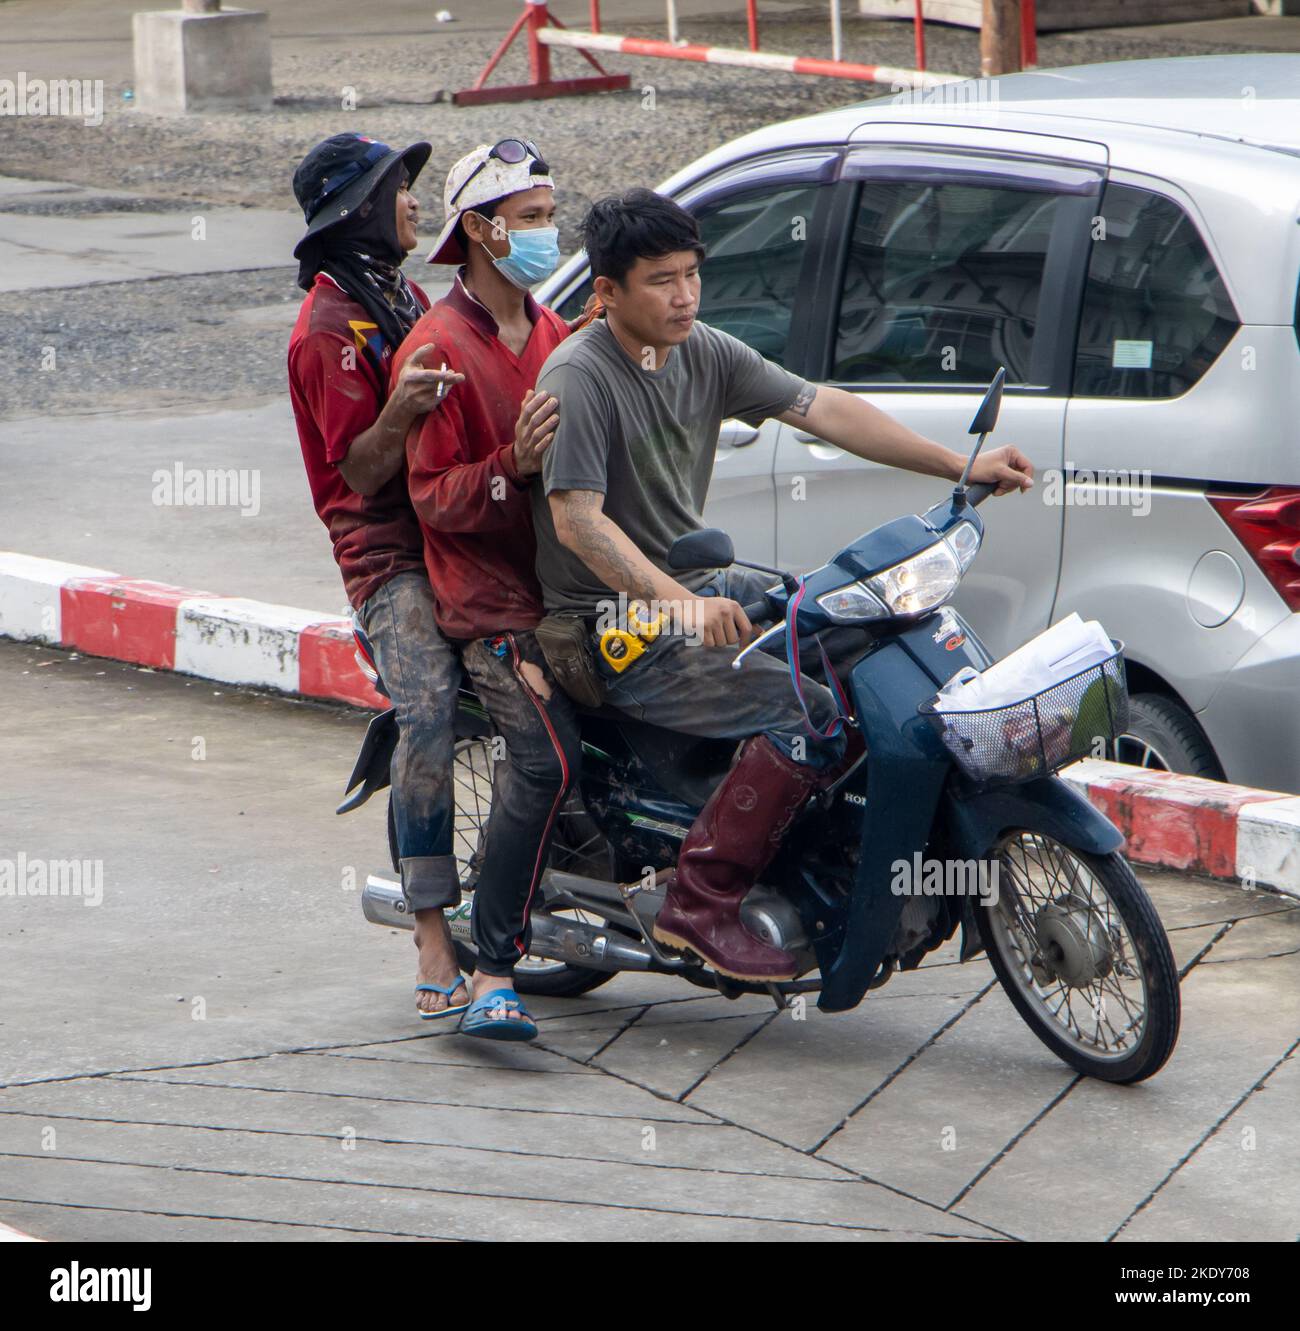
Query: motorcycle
343 370 1180 1084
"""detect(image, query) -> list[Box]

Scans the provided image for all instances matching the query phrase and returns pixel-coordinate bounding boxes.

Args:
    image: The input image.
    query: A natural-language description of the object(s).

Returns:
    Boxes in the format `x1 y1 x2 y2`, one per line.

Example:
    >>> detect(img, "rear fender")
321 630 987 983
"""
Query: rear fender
336 707 398 814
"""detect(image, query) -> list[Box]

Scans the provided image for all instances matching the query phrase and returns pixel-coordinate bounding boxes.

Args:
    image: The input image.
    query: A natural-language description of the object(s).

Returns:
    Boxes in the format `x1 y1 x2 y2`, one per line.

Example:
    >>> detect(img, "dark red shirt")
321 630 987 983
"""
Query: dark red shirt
287 273 430 611
392 274 570 640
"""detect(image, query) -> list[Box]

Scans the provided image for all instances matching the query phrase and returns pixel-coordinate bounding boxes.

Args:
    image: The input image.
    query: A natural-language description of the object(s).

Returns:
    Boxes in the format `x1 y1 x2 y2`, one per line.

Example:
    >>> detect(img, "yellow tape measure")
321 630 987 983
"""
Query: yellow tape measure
598 602 666 674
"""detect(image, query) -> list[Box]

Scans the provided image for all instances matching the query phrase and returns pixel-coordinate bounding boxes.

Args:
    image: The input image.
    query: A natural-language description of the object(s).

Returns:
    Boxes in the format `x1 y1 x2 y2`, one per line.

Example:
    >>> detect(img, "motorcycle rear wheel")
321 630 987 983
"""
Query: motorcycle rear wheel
976 832 1180 1084
449 734 615 999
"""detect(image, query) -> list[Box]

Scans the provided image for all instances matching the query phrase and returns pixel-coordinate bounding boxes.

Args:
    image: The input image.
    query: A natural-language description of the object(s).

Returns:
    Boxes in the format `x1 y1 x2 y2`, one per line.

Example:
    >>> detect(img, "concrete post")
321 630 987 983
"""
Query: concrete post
132 3 272 114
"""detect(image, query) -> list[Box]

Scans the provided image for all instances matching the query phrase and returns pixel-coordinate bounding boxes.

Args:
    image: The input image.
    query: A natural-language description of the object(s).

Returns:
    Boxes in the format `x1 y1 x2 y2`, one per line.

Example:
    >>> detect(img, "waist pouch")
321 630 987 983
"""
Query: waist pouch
535 612 607 708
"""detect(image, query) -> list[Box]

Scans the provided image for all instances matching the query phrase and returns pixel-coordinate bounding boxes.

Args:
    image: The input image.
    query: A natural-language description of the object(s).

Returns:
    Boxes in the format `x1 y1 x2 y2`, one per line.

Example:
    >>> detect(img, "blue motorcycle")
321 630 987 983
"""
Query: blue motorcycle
352 371 1181 1084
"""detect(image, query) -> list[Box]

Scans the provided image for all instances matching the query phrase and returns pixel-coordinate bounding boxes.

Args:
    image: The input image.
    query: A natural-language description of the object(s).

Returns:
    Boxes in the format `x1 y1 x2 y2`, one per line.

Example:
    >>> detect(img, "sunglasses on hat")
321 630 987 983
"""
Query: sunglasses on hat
450 138 549 208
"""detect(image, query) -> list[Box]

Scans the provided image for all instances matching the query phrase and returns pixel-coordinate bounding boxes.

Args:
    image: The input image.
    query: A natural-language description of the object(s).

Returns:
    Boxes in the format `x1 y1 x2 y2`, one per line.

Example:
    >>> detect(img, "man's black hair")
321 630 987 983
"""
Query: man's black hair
582 188 704 285
455 192 508 254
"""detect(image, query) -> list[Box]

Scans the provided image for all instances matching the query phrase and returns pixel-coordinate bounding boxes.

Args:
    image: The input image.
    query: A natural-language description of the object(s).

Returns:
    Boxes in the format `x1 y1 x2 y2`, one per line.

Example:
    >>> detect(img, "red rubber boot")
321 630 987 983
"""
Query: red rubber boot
653 735 830 981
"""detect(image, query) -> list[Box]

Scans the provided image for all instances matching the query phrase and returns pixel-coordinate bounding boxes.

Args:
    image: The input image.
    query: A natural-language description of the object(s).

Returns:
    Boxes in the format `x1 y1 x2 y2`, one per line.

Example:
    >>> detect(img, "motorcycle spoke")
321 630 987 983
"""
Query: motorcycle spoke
992 832 1152 1063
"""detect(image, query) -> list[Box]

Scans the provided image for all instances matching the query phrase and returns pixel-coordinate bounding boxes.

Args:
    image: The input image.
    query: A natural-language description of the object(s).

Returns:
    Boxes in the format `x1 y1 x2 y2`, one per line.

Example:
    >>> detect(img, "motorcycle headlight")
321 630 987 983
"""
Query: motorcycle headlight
816 522 982 623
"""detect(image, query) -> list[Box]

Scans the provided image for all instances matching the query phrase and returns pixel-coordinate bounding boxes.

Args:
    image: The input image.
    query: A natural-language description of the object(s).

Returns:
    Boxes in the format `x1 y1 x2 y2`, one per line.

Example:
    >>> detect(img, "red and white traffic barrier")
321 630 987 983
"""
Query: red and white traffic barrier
0 551 384 711
455 0 962 106
536 26 963 89
3 550 1298 899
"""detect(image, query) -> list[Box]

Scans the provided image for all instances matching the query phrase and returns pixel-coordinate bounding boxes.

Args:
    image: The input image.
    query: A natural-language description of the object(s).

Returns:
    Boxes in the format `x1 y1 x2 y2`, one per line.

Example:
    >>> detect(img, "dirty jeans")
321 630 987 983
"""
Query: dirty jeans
358 572 462 913
457 630 583 977
599 567 846 769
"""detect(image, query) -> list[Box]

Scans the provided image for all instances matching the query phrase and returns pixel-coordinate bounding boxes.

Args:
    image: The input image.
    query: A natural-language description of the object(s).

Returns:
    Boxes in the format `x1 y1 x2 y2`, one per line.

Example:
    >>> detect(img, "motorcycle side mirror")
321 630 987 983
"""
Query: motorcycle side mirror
966 366 1006 436
667 527 734 571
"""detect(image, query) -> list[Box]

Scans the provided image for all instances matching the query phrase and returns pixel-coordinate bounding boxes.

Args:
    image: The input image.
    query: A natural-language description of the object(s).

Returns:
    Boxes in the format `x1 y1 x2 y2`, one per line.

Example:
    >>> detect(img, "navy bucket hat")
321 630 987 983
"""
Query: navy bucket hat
292 133 432 260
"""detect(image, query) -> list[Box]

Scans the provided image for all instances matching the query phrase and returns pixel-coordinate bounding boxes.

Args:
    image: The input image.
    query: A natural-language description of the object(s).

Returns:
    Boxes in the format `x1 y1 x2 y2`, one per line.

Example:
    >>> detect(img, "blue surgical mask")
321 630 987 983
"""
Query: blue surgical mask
478 221 560 289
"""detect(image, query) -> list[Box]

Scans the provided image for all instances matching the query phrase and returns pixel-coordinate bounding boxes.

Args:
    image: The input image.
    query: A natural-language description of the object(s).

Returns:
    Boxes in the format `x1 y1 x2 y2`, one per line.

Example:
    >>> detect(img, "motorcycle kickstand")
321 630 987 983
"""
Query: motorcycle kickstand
765 984 793 1012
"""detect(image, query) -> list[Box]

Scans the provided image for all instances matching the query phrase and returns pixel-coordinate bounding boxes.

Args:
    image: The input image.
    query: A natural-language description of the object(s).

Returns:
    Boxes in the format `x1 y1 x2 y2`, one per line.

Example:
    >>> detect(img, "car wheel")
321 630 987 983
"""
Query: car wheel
1115 693 1224 780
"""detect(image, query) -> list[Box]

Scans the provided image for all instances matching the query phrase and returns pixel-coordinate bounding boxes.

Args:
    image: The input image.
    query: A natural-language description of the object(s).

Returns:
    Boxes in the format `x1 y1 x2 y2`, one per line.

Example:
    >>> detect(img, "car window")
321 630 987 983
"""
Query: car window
1073 183 1239 399
832 179 1067 386
555 182 824 368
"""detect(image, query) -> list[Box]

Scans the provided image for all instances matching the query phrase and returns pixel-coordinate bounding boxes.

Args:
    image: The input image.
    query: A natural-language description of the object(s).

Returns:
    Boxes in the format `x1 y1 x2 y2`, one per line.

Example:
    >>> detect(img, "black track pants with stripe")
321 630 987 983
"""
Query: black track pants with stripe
458 630 583 976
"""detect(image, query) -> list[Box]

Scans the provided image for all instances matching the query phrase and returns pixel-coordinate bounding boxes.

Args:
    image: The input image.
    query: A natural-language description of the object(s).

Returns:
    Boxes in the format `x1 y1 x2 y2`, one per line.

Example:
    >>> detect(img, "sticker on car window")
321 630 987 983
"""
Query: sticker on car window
1112 340 1154 369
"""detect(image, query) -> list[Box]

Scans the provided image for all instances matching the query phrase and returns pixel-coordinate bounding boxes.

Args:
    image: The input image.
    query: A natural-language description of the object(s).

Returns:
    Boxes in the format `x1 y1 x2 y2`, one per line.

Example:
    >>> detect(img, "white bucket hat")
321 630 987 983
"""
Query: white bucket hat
426 139 555 265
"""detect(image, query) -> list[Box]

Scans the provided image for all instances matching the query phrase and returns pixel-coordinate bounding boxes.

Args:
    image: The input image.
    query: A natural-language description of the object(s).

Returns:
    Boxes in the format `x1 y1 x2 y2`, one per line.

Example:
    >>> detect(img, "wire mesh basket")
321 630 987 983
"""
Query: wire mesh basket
918 641 1129 789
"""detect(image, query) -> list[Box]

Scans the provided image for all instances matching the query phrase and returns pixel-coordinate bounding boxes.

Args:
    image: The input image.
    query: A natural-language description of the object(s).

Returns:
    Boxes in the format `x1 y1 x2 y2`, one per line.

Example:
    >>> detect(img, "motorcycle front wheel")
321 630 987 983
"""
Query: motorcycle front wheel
976 832 1180 1084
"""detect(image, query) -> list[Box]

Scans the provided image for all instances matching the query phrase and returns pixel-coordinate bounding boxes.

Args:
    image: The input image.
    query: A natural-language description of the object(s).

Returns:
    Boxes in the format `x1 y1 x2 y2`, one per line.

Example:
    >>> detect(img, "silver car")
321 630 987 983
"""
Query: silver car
540 54 1300 795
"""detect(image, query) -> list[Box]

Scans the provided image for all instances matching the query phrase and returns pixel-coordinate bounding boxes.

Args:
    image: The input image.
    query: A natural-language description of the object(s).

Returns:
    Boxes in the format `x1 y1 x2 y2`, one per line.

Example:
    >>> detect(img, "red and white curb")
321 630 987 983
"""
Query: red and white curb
3 551 1298 900
0 551 385 710
1059 760 1300 900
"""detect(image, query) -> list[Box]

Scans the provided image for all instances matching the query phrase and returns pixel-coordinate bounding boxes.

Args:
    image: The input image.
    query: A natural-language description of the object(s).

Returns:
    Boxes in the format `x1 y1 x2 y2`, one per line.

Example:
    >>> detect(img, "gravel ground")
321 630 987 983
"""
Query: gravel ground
2 11 1257 214
1 11 1259 419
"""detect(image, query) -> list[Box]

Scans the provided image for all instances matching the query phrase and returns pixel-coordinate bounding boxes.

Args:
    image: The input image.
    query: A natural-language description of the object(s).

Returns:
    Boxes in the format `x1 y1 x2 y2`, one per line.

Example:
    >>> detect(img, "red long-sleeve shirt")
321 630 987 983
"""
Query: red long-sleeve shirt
288 273 431 610
391 274 569 639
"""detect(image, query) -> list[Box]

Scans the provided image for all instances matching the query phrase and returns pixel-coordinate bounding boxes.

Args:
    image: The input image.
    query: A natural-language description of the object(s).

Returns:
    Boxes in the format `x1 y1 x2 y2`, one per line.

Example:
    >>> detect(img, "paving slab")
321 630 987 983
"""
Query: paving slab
0 1077 842 1180
0 1114 995 1239
118 1052 715 1122
0 1199 429 1243
1117 1051 1300 1243
1139 871 1297 929
951 953 1300 1241
593 1009 775 1100
1194 907 1300 964
0 1154 959 1243
816 987 1077 1207
685 991 978 1152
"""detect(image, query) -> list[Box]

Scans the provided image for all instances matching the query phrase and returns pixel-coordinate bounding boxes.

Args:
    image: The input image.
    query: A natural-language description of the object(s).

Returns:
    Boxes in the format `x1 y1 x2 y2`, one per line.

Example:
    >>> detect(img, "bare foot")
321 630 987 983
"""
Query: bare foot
414 909 469 1015
470 971 526 1021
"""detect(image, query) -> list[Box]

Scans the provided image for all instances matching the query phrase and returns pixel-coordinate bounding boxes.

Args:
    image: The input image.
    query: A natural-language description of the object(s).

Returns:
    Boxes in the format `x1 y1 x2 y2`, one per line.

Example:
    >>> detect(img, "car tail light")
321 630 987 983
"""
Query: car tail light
1208 487 1300 611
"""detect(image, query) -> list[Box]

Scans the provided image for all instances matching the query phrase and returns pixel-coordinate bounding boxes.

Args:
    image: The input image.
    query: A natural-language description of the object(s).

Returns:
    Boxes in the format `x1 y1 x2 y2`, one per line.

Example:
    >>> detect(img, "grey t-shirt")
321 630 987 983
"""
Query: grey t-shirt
531 319 807 615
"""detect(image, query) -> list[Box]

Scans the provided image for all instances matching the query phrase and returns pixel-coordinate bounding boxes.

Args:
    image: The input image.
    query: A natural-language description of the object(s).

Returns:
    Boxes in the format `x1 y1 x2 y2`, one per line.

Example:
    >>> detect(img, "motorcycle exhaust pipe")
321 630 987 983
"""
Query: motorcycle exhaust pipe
361 875 680 972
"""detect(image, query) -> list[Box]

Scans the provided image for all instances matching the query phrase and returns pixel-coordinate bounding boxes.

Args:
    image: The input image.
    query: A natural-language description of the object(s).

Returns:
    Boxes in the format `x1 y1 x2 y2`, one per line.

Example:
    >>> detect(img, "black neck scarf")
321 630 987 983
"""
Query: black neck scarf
298 168 423 365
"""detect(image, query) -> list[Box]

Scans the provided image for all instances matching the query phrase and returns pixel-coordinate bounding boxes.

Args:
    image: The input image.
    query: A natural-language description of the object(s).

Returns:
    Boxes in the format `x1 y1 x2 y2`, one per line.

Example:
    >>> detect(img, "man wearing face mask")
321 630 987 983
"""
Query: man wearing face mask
389 139 580 1040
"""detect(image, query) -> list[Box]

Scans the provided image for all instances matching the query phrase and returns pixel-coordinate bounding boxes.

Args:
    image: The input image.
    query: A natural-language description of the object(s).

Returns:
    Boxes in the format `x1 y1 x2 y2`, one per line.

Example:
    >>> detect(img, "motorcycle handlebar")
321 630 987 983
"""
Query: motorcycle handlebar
966 481 996 506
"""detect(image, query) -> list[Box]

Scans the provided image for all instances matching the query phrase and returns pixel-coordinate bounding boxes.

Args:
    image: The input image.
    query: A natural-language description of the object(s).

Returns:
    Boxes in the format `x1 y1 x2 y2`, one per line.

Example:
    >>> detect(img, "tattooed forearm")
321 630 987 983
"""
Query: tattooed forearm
786 382 817 418
552 490 662 602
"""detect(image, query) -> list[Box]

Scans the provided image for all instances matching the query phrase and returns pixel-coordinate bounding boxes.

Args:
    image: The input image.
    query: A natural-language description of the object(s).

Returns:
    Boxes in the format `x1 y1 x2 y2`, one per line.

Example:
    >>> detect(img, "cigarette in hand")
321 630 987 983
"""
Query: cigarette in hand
436 361 448 399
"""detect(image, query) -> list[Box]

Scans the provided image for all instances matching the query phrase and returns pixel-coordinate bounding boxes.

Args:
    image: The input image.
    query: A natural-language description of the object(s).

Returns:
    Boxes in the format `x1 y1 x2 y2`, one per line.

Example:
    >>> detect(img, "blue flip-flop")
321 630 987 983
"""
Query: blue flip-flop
415 975 472 1022
459 989 537 1042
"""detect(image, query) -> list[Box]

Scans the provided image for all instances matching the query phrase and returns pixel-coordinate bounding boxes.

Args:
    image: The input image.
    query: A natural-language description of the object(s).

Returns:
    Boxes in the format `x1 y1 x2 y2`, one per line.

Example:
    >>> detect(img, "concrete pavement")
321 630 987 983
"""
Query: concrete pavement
1 639 1296 1241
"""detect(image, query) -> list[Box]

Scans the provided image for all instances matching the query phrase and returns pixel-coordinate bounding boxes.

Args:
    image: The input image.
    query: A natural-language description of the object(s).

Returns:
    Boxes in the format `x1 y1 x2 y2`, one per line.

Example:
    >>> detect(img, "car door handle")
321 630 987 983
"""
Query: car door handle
719 419 760 448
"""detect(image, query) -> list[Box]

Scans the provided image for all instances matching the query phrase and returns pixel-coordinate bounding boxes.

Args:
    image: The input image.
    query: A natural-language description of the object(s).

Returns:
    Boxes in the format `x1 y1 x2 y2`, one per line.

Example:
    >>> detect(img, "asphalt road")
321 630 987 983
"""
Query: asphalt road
1 637 1297 1241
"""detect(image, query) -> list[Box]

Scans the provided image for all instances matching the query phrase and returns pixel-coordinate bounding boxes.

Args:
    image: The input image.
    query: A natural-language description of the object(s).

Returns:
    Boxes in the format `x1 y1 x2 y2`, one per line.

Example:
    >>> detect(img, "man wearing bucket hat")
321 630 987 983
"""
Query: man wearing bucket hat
389 139 580 1040
288 132 471 1023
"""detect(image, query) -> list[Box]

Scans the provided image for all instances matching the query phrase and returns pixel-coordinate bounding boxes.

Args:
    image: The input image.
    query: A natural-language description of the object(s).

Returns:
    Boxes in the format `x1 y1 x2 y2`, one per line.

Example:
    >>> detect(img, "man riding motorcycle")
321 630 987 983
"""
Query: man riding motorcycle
532 189 1034 984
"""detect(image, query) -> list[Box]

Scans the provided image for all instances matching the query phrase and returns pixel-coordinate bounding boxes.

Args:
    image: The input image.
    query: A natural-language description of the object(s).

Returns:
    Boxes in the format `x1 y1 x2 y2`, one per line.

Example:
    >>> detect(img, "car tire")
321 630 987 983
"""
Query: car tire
1117 693 1224 780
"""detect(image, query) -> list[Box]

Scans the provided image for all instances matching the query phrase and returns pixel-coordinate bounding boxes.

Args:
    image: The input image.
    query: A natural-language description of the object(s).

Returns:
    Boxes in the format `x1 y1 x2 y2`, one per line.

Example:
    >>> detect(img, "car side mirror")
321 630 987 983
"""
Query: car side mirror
967 367 1006 435
667 528 735 571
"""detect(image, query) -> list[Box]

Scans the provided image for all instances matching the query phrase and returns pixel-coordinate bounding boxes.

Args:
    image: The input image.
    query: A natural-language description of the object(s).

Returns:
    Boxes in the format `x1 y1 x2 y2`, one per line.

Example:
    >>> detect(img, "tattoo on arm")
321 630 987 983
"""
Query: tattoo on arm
556 491 659 601
787 383 818 418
